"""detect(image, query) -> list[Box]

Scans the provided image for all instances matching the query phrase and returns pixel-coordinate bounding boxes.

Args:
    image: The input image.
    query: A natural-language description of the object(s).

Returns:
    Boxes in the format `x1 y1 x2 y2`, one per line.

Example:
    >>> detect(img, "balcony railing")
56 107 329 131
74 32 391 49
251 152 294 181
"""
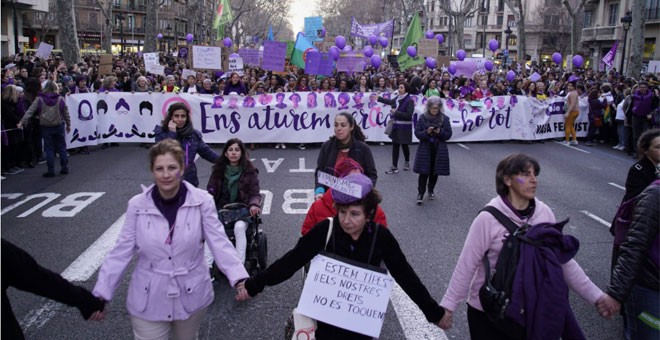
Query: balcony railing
580 26 618 43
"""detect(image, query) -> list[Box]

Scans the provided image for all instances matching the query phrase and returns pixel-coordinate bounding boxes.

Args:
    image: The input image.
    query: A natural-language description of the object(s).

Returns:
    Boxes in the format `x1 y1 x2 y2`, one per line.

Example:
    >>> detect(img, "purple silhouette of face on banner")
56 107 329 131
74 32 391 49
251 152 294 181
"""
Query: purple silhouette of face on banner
259 94 272 105
324 93 336 108
307 93 317 108
289 93 301 109
212 96 224 108
243 96 255 108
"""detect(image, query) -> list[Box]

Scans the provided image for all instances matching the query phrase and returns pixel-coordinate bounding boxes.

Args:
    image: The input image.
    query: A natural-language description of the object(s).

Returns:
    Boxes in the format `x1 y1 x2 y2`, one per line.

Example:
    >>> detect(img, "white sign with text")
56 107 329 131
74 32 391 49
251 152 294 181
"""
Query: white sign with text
296 253 393 337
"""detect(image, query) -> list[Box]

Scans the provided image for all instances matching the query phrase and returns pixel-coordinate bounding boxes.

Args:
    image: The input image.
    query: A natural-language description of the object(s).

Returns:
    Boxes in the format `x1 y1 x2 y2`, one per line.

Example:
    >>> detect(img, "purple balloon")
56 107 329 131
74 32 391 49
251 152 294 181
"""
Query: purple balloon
229 53 239 58
379 37 388 48
223 38 232 48
552 52 563 64
343 45 352 52
456 49 466 61
319 27 326 38
329 46 340 61
506 70 516 82
335 36 346 49
371 55 382 68
157 33 163 40
436 34 444 44
573 55 584 68
488 39 499 52
426 57 437 69
368 35 378 46
425 30 435 39
363 46 374 58
484 60 494 71
406 46 417 57
448 64 457 75
186 33 194 43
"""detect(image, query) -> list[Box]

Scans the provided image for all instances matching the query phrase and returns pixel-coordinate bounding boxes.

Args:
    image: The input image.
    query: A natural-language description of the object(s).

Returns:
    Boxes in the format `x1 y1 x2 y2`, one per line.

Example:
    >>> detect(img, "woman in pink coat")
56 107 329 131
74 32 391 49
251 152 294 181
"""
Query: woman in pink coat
91 139 249 339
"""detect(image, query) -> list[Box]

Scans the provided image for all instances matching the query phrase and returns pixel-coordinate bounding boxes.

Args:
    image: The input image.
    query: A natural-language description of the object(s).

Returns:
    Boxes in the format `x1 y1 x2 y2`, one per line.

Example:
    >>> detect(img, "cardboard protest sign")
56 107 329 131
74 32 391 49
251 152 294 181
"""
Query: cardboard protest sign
296 253 394 338
146 64 164 76
437 56 451 68
98 54 114 75
182 69 197 79
417 39 438 59
262 41 287 72
228 56 244 75
35 42 54 59
191 45 222 70
238 48 260 66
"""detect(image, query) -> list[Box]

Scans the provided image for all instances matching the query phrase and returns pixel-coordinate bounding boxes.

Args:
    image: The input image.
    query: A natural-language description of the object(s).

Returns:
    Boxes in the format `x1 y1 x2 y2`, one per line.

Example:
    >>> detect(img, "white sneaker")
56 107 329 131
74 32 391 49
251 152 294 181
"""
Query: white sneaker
612 145 620 149
281 144 286 149
561 141 570 146
570 141 579 145
275 144 280 149
617 145 625 151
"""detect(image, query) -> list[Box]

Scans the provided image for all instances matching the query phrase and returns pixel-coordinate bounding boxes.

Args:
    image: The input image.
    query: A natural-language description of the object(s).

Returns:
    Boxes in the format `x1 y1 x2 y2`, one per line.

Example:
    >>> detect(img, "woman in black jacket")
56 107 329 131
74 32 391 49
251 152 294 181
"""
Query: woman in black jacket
245 174 445 339
378 82 414 174
413 96 452 204
585 88 605 146
314 112 377 200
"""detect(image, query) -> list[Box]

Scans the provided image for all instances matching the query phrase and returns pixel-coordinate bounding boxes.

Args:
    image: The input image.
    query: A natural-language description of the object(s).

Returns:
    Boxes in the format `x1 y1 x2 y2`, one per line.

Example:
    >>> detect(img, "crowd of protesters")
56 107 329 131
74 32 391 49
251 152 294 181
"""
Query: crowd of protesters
1 51 659 176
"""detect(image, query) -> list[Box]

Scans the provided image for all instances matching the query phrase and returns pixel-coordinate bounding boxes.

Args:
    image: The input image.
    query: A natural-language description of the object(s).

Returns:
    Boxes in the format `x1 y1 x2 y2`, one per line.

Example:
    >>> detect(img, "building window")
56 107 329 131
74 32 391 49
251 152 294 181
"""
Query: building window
481 15 488 26
464 34 472 46
127 14 134 30
481 0 489 12
497 0 504 11
583 11 593 27
441 17 448 26
544 15 559 26
430 18 434 27
508 35 517 46
608 3 619 26
113 0 121 7
497 15 503 26
465 16 473 26
430 0 435 12
648 0 660 19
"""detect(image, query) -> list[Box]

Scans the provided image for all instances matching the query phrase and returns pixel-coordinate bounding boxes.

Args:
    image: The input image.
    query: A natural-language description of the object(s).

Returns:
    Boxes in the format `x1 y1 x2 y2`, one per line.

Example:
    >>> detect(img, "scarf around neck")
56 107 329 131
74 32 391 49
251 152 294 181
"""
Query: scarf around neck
224 165 243 203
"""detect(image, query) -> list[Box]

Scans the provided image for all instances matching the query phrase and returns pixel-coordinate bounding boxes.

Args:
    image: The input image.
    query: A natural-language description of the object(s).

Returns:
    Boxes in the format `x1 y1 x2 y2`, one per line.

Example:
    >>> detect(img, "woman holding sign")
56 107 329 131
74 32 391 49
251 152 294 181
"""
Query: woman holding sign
245 173 445 339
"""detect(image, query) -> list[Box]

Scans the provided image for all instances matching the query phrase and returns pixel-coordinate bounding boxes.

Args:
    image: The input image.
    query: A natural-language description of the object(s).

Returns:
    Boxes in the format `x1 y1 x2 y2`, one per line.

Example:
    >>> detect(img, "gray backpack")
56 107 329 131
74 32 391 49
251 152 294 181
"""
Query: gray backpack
38 97 62 127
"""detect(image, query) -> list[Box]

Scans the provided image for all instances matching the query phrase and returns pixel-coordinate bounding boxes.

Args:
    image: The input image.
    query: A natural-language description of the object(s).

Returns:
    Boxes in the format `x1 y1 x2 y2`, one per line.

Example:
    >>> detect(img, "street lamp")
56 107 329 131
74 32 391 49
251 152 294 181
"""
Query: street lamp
116 13 125 57
504 26 512 68
620 10 632 76
166 24 172 53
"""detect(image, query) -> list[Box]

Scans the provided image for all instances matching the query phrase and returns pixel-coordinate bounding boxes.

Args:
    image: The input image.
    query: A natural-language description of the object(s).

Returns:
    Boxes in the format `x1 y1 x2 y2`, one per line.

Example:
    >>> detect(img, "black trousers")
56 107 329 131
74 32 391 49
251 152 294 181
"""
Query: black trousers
391 143 409 167
418 143 438 195
467 304 518 340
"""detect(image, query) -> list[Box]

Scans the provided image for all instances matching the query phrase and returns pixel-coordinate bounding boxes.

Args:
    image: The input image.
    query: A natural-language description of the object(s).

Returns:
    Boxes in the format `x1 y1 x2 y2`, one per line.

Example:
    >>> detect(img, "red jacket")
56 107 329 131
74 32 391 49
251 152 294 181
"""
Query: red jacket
301 189 388 235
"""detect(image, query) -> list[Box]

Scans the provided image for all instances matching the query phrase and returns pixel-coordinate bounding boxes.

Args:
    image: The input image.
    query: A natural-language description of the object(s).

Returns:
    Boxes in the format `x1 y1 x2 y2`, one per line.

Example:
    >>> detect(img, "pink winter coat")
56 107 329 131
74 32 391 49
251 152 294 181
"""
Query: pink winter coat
93 181 248 321
440 195 603 312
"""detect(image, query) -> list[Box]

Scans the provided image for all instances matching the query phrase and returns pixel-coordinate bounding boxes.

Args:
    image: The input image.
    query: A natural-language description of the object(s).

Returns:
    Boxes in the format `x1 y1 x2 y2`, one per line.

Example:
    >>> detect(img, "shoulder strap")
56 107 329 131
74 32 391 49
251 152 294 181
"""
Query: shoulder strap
324 217 333 249
366 221 380 264
480 206 519 234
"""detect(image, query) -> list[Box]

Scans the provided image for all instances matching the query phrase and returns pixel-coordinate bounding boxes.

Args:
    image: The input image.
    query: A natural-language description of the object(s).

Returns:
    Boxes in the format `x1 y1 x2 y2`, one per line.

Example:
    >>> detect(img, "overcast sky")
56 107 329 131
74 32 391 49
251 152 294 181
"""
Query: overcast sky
289 0 320 38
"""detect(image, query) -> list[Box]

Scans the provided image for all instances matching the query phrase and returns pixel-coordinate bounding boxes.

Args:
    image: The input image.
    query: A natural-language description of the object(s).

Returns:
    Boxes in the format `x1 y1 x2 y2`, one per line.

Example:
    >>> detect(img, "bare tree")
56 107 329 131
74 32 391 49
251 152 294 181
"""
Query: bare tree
95 0 114 53
437 0 480 51
143 0 159 52
56 0 80 64
317 0 387 40
628 1 646 77
562 0 587 56
503 0 527 63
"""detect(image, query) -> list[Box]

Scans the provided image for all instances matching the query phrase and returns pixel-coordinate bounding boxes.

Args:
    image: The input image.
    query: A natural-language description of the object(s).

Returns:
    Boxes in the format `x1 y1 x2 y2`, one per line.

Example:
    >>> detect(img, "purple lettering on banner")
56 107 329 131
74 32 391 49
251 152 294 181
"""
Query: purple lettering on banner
247 106 331 131
238 48 260 66
262 41 287 72
545 100 565 116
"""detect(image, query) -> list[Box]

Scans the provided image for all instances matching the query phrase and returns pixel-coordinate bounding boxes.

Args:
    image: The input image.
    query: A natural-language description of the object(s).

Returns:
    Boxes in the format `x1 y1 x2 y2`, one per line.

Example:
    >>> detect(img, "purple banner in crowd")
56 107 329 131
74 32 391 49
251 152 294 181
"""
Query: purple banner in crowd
262 41 287 72
238 48 260 66
350 17 394 39
336 52 366 73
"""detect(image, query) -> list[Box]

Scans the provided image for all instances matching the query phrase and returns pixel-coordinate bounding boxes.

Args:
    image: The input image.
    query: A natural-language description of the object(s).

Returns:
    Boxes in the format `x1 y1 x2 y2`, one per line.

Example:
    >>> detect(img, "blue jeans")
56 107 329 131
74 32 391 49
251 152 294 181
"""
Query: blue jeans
624 284 659 340
616 119 626 146
41 124 68 174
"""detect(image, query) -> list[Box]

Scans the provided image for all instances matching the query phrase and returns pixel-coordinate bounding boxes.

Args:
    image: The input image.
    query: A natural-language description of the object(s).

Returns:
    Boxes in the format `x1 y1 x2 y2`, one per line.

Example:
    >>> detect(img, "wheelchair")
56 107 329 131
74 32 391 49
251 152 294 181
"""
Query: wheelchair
211 202 268 279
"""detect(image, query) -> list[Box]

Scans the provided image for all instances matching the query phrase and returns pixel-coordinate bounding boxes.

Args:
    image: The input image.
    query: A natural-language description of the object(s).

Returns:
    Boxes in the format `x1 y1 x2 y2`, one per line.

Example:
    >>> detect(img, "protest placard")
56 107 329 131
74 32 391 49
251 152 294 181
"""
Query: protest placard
238 48 260 66
182 69 197 79
418 39 438 59
146 64 165 76
191 45 222 70
98 54 114 75
436 56 451 68
178 46 189 59
262 41 287 72
228 56 244 75
143 52 159 67
304 16 324 42
337 52 366 73
317 172 362 198
35 42 54 59
296 253 394 338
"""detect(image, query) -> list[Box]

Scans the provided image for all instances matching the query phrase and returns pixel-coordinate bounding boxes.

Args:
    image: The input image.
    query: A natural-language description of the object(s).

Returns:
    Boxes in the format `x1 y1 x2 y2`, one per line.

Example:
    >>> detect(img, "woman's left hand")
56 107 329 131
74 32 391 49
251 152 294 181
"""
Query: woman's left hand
249 206 261 216
235 281 251 302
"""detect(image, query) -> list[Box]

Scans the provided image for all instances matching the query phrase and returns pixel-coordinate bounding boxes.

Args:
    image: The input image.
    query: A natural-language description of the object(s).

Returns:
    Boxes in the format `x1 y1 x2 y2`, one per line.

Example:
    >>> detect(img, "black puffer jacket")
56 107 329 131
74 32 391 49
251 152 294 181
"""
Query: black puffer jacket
608 181 659 302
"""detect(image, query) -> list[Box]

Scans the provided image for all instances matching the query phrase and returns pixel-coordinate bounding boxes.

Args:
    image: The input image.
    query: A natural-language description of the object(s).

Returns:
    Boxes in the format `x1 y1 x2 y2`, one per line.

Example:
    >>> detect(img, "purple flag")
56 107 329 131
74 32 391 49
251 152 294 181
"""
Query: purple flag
350 17 394 39
602 41 619 68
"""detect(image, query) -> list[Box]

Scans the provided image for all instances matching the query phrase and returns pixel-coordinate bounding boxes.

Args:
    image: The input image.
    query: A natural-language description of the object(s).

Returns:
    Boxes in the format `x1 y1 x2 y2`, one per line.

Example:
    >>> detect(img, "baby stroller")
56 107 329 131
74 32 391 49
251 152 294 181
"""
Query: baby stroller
211 202 268 279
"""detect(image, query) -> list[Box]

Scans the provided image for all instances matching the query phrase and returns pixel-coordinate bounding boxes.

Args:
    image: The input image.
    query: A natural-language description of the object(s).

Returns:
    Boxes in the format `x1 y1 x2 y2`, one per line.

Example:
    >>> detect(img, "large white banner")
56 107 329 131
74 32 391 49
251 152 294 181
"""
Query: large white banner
64 92 589 148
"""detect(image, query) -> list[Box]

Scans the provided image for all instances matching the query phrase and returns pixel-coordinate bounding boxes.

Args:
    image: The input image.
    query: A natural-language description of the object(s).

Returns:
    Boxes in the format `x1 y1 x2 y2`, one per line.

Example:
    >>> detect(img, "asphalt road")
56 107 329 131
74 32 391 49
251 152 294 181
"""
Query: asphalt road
1 139 633 339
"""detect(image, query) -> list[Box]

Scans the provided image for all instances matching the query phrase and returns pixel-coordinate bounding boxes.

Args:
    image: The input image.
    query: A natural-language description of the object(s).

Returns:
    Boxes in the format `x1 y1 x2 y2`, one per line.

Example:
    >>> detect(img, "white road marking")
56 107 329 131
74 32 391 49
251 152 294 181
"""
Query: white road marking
608 182 625 190
554 141 590 154
20 214 126 331
390 281 448 340
580 210 610 227
457 143 470 150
